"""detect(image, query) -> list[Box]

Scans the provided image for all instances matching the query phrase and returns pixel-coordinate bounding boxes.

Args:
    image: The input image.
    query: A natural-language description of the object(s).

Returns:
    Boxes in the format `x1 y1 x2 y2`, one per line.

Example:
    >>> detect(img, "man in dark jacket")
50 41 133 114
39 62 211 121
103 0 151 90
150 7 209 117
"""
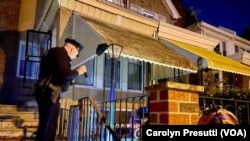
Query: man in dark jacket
33 38 87 141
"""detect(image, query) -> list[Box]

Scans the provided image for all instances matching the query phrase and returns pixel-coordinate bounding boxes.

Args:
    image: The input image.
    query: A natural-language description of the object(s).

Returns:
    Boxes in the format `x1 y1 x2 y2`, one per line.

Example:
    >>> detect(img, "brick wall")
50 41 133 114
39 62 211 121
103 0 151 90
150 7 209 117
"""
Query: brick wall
0 0 21 104
130 0 172 22
145 81 204 125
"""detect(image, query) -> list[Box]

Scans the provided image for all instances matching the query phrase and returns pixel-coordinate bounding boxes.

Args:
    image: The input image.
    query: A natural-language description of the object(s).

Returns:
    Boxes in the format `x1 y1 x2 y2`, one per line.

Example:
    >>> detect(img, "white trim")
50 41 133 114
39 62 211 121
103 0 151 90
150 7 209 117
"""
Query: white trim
162 0 181 19
121 54 197 73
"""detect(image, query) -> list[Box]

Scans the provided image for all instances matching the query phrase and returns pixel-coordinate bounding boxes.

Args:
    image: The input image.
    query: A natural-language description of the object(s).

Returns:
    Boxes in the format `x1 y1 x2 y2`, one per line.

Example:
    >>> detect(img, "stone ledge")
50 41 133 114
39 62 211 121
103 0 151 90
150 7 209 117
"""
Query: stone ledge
145 81 204 93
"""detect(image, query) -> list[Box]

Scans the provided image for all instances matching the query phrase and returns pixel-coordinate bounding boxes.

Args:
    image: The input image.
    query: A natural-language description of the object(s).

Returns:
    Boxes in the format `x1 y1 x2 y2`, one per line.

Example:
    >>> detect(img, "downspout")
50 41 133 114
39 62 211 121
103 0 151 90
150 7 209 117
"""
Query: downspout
197 22 204 35
34 0 53 31
147 22 160 86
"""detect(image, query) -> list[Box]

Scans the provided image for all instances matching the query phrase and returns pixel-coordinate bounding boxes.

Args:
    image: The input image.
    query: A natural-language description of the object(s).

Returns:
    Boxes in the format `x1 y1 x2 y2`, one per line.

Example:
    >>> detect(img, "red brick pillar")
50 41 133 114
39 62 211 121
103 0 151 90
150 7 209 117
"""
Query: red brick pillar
145 81 204 125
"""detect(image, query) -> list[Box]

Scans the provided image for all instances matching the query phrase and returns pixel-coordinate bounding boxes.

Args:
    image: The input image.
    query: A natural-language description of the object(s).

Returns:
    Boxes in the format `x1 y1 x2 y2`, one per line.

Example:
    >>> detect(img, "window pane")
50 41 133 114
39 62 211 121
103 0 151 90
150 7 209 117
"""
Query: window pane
19 60 40 79
75 58 95 86
214 44 221 54
18 44 41 79
128 60 142 90
234 45 239 53
104 54 120 88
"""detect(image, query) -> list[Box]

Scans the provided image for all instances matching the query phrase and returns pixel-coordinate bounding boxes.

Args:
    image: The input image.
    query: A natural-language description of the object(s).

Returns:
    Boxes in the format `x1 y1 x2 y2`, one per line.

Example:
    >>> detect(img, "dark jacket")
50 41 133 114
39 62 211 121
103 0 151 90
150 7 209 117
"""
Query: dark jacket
39 47 78 92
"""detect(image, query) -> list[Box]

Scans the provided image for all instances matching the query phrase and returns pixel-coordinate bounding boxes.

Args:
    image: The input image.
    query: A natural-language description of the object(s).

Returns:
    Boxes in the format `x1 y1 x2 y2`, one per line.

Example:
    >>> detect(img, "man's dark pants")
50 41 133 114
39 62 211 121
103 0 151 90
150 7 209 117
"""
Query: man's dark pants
34 88 60 141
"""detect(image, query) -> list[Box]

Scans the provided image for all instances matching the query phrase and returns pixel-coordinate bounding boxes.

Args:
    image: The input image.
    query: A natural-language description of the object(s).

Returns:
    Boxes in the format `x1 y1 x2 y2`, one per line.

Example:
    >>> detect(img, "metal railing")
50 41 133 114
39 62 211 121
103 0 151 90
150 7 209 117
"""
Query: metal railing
57 95 250 140
65 95 148 141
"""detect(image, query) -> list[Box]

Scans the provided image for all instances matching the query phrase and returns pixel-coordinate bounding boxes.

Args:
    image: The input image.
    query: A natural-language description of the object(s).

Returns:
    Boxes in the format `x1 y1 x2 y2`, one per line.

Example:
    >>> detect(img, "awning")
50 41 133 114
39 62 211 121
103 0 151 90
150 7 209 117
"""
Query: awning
71 13 197 73
160 38 250 76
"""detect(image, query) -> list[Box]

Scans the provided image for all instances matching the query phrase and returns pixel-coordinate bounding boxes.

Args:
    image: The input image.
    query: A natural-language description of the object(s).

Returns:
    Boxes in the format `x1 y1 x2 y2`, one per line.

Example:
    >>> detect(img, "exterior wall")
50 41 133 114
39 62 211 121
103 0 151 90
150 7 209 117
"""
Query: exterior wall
57 8 73 45
158 22 219 50
0 0 20 104
34 0 47 28
129 0 172 22
18 0 36 32
196 22 250 89
69 0 159 36
197 22 250 57
18 0 37 42
145 82 204 125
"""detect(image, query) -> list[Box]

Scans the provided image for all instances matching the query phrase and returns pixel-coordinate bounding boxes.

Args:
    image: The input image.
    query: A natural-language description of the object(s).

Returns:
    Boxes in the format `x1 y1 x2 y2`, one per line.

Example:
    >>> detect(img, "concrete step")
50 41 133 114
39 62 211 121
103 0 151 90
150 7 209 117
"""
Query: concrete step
0 127 37 140
0 136 22 141
0 111 38 121
0 104 39 140
0 118 38 128
0 105 17 112
0 128 23 138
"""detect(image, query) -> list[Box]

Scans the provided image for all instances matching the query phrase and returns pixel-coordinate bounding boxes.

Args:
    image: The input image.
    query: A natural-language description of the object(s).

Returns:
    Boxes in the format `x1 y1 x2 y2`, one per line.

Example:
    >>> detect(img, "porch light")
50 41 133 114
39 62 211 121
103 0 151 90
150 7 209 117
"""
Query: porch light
96 43 123 141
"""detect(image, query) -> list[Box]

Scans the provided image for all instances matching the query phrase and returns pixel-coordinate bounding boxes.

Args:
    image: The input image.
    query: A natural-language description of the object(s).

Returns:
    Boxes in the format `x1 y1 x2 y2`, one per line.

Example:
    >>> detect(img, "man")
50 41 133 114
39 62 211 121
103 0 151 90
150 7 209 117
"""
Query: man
33 38 87 141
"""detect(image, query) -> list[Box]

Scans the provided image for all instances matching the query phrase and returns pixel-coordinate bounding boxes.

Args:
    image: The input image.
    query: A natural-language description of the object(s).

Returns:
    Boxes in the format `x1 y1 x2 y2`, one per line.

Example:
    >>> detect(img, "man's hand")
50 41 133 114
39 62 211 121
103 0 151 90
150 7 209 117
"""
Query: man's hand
77 65 87 75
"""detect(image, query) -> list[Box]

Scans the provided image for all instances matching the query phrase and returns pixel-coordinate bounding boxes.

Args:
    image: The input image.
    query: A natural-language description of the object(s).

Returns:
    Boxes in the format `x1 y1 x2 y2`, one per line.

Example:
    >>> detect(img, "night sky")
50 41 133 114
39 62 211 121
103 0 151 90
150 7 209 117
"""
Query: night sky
182 0 250 36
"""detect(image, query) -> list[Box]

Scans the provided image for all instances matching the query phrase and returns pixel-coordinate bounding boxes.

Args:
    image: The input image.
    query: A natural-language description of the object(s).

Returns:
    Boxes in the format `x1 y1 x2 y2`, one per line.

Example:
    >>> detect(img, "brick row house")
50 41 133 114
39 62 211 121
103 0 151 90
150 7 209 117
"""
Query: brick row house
1 0 250 127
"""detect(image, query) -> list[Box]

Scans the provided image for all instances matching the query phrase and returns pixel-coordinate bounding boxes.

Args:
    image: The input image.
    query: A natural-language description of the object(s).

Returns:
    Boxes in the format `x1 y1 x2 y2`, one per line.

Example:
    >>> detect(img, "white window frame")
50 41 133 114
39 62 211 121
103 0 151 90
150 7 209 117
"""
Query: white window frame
234 45 239 53
142 9 155 19
130 4 142 14
127 58 143 90
130 4 166 22
222 42 227 56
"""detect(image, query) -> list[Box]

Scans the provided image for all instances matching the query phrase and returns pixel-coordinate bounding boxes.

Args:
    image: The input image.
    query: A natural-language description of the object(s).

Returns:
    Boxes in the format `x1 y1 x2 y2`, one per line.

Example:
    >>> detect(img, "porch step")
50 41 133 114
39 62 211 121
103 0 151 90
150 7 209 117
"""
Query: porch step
0 128 23 138
0 104 38 139
0 111 38 122
0 118 38 128
0 105 17 112
0 127 37 140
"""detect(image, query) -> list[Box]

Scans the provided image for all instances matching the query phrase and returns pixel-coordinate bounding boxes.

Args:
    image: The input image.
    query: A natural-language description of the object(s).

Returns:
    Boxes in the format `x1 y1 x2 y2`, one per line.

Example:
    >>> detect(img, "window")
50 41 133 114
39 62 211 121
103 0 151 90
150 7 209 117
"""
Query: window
106 0 125 7
222 42 227 56
143 10 155 19
104 54 121 88
75 58 95 86
240 47 245 52
130 4 166 21
234 45 239 53
17 41 41 79
19 60 40 79
214 44 221 54
128 59 142 90
130 4 141 14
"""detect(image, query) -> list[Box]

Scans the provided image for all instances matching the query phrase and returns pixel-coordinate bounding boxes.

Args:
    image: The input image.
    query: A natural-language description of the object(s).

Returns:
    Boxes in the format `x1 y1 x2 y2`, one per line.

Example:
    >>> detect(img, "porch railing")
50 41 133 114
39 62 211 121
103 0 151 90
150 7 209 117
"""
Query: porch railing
65 95 149 141
58 95 250 140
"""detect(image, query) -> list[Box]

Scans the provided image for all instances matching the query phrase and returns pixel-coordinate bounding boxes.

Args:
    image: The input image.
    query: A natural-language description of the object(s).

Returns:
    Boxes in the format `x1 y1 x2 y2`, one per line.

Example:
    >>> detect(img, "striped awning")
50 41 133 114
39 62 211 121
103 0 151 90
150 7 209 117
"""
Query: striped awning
161 39 250 76
71 14 197 73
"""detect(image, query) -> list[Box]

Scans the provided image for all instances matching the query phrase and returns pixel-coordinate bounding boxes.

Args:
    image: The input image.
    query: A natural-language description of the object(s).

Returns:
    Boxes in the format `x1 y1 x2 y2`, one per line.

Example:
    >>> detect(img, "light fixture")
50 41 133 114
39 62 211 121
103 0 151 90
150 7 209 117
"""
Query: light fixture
96 43 123 141
96 43 109 56
106 44 123 59
96 43 123 58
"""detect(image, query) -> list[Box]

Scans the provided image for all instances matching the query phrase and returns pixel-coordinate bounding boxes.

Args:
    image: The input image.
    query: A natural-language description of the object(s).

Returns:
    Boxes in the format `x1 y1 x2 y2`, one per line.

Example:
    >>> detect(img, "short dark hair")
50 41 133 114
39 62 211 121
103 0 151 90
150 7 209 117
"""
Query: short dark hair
65 38 84 54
